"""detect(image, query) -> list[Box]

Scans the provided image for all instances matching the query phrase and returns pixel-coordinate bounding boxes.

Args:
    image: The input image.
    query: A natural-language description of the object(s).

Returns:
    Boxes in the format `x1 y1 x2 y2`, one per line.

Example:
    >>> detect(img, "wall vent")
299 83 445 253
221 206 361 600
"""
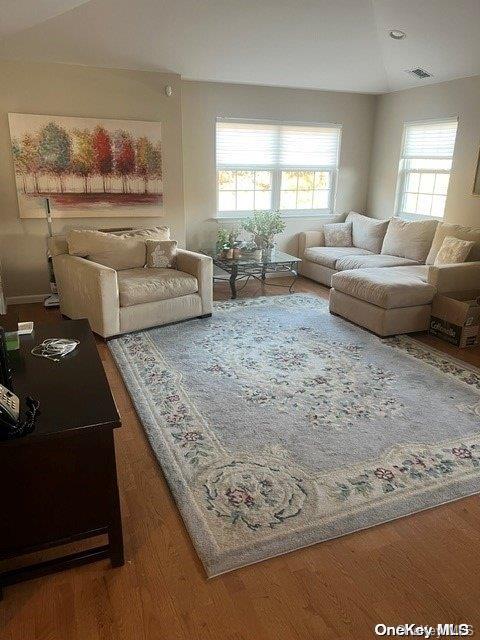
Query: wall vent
406 67 433 79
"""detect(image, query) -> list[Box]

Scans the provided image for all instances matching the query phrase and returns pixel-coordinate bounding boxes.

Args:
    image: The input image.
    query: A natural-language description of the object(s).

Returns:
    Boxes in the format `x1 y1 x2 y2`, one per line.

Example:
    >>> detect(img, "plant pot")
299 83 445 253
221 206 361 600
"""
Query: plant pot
262 247 274 261
252 249 262 261
223 248 234 259
233 247 241 259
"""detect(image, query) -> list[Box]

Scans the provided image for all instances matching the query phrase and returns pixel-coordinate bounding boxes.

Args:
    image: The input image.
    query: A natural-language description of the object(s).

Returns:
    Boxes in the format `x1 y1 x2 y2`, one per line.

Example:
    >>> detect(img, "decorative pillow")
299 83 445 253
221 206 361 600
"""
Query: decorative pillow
426 222 480 264
67 229 146 270
346 212 390 253
433 236 475 266
323 222 352 247
146 240 178 268
118 226 170 241
381 217 438 263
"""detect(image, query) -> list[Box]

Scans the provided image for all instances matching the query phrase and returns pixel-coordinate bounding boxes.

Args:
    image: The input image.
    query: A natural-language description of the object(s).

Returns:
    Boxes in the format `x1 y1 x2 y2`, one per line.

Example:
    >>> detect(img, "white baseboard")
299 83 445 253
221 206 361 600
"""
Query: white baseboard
6 294 49 304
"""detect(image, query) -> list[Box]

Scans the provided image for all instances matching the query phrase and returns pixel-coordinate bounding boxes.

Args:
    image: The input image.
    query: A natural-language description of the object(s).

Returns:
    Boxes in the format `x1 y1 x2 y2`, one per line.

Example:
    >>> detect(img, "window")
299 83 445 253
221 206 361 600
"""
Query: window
216 119 341 216
396 118 458 218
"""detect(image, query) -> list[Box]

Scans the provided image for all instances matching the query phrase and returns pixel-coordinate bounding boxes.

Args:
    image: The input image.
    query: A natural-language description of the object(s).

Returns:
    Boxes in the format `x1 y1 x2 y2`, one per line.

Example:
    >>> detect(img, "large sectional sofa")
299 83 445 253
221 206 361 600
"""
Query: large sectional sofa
298 212 480 336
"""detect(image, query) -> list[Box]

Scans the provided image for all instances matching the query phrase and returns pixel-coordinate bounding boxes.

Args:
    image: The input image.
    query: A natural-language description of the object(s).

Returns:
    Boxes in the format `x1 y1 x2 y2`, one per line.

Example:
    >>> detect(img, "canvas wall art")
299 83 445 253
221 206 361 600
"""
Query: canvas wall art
8 113 163 218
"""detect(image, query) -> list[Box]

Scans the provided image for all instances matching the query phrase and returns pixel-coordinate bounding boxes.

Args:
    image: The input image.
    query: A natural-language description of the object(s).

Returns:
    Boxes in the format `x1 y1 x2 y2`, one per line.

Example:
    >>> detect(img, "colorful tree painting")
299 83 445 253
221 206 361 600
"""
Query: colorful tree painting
8 113 163 218
92 125 113 192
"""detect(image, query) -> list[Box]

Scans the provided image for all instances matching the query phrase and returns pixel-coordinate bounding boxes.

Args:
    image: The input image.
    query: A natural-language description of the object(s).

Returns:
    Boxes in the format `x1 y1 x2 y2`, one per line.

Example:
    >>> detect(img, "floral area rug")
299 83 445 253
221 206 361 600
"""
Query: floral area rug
109 294 480 576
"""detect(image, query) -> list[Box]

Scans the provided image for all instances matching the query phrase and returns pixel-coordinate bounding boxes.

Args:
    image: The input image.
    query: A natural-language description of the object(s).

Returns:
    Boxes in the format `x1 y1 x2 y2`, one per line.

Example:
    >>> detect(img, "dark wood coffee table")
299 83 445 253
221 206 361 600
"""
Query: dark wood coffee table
0 319 123 597
205 250 301 299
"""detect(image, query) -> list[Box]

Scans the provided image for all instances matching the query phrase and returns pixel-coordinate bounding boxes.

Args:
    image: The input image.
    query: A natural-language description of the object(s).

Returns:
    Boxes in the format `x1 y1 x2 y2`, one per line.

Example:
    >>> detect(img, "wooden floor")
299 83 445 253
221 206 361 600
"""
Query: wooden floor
2 277 480 640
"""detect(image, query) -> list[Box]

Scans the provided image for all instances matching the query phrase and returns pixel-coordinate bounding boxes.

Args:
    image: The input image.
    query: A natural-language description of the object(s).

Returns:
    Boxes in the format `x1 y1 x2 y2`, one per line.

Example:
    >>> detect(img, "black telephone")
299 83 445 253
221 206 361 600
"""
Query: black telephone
0 382 40 440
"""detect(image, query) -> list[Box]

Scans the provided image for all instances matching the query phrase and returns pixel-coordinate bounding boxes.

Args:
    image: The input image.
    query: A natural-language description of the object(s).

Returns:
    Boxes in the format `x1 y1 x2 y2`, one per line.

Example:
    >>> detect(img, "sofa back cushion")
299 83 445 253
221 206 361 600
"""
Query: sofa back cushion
117 226 170 241
381 217 438 263
67 229 146 270
426 222 480 264
345 212 390 253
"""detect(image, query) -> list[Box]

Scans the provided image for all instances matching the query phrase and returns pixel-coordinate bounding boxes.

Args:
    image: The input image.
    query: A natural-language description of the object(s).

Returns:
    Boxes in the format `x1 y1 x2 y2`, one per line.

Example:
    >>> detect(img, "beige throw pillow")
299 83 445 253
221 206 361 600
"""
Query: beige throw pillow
433 236 475 266
67 229 146 270
381 217 438 263
324 222 352 247
146 240 178 268
426 222 480 264
345 212 390 253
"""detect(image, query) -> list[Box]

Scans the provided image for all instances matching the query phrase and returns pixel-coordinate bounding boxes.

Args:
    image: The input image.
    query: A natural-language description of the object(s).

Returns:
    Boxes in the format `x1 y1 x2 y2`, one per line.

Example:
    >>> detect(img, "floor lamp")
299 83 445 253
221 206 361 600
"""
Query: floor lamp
44 198 60 308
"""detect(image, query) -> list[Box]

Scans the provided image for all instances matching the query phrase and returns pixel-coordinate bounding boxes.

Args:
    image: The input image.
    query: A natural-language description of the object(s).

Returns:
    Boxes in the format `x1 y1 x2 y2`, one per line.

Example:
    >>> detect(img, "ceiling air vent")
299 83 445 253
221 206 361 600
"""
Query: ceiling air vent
406 67 433 79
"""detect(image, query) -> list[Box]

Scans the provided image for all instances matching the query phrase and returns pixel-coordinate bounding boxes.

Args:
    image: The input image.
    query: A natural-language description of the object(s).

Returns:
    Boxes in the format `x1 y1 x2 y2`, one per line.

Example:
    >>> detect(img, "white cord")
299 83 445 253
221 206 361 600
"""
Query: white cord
31 338 80 362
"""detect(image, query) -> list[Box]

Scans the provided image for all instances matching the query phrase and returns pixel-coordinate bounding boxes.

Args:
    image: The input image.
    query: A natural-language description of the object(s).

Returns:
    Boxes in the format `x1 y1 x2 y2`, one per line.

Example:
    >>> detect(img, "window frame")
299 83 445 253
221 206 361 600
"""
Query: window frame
394 117 458 220
215 118 341 219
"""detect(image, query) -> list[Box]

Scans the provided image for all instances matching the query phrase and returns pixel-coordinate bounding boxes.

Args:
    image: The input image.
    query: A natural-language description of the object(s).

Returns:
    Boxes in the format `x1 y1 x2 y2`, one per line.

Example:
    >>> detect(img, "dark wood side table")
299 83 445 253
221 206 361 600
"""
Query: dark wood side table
0 319 124 598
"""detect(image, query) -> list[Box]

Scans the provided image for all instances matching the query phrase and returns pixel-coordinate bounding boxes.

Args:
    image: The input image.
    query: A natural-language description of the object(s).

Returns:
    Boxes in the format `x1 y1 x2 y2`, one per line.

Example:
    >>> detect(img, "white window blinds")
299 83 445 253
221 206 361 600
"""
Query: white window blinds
216 120 341 169
402 119 458 159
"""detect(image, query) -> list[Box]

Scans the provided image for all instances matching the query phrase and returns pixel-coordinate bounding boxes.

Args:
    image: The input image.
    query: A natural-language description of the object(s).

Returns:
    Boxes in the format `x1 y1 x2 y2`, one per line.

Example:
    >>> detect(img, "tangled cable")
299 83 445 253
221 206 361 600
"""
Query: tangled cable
31 338 80 362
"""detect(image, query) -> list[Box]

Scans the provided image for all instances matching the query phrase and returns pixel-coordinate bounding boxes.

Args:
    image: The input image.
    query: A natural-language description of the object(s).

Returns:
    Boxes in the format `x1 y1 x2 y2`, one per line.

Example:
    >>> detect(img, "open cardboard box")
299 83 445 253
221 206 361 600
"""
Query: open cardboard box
430 290 480 348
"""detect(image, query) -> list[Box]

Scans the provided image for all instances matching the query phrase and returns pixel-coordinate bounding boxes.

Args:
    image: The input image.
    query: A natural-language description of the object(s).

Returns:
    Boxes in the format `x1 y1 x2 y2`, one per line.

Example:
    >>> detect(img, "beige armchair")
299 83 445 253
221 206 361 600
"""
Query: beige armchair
48 233 213 338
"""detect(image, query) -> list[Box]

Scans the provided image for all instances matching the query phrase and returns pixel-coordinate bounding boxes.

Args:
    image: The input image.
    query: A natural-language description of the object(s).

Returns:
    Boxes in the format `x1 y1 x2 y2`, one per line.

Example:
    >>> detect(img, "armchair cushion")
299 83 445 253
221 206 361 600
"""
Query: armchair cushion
67 229 146 270
146 240 178 268
117 268 198 307
118 226 170 241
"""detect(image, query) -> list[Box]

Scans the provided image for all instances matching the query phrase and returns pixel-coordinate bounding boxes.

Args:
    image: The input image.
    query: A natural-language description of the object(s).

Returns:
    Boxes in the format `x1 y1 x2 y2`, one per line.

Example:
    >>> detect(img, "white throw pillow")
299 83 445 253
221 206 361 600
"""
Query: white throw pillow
381 217 438 263
67 229 146 270
146 240 178 268
324 222 352 247
345 212 390 253
433 236 475 266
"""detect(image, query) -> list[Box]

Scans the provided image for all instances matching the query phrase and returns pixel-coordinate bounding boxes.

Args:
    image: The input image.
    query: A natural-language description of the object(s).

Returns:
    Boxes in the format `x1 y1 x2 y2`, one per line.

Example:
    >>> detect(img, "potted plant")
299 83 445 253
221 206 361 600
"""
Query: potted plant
216 225 241 259
241 210 286 259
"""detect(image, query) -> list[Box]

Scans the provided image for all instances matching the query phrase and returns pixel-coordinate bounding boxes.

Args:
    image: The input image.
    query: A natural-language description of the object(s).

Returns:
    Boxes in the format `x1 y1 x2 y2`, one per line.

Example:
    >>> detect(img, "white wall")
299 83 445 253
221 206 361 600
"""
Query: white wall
368 75 480 227
182 81 376 255
0 60 185 299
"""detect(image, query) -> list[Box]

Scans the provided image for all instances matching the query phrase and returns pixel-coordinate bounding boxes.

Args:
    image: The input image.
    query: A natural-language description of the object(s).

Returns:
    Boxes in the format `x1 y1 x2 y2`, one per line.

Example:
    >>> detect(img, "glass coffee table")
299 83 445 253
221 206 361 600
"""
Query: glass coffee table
203 250 301 299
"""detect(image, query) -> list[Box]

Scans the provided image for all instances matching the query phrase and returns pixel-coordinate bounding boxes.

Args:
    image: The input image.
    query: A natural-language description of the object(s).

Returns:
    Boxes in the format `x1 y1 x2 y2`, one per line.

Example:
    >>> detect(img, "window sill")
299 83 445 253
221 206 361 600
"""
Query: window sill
211 211 341 221
398 212 444 222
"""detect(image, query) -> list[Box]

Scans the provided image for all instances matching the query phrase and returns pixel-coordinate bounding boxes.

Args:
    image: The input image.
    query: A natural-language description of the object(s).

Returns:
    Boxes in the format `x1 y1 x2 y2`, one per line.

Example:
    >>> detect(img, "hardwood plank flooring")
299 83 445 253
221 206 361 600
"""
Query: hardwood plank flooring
2 277 480 640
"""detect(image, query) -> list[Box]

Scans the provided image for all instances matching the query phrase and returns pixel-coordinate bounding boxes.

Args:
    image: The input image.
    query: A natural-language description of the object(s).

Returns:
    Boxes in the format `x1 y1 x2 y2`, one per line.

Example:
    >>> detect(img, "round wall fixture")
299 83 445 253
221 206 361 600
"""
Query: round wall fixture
389 29 406 40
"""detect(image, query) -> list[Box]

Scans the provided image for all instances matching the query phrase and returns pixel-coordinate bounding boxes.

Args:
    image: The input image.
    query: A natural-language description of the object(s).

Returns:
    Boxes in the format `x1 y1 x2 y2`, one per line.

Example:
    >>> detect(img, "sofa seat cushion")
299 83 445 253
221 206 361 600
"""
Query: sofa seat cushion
118 268 198 307
304 246 372 269
335 254 420 271
331 268 436 310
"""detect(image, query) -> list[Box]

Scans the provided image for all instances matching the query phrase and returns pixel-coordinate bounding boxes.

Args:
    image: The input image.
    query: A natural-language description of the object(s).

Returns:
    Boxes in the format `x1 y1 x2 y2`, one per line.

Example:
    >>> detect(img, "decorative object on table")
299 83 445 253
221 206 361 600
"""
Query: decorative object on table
31 337 80 362
241 210 286 258
473 148 480 196
205 248 301 299
110 293 480 577
8 113 162 218
216 224 241 259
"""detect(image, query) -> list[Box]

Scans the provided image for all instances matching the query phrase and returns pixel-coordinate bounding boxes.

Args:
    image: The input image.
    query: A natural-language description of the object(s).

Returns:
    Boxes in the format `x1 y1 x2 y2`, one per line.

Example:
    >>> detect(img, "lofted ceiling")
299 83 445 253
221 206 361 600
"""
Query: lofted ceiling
0 0 479 93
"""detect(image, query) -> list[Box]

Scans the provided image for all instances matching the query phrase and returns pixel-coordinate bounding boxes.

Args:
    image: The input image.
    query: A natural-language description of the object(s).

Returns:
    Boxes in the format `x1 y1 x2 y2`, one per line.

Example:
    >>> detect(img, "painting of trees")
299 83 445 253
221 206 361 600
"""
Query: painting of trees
37 122 72 193
72 129 94 193
113 131 135 193
92 126 113 192
8 113 163 217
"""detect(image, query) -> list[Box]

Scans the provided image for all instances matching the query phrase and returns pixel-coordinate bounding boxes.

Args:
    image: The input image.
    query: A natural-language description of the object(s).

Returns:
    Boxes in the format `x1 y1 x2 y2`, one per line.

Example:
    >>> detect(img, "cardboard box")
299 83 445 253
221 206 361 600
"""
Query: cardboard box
430 290 480 348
